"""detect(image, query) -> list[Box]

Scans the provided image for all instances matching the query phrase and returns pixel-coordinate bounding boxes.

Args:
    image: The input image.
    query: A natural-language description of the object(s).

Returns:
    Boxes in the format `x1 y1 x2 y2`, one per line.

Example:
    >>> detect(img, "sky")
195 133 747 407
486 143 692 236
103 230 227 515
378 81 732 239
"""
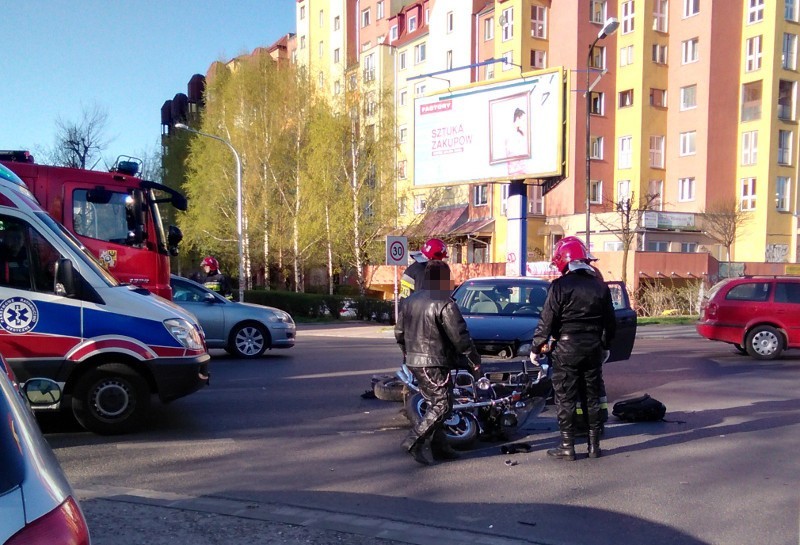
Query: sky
0 0 297 169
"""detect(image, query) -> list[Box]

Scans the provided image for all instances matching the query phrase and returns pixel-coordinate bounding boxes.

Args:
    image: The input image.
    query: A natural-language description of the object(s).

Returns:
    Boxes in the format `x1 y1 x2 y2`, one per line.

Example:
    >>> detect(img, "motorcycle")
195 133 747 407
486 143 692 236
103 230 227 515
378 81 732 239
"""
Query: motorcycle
398 353 553 450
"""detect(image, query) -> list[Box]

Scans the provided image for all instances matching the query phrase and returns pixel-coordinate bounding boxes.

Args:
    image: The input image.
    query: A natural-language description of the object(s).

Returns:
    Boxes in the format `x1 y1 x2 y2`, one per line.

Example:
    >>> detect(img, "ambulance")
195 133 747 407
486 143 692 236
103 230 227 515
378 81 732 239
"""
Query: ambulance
0 163 209 434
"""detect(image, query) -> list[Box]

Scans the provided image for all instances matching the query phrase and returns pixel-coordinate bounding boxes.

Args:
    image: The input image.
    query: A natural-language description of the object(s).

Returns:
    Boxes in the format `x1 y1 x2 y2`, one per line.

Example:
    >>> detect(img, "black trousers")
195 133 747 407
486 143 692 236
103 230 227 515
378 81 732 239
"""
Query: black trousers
551 340 603 433
405 366 452 447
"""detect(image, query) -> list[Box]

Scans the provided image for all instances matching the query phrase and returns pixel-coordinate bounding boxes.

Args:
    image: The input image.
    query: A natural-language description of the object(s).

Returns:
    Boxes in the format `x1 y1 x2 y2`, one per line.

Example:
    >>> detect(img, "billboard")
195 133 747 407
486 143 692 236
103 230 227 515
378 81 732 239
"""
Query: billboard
413 67 565 186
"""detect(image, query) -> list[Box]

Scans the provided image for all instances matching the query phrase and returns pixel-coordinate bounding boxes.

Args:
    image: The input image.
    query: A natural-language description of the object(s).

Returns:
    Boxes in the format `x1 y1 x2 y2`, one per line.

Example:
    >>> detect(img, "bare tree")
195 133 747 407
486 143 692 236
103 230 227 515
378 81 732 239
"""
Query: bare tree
596 192 660 285
703 198 751 261
50 102 111 169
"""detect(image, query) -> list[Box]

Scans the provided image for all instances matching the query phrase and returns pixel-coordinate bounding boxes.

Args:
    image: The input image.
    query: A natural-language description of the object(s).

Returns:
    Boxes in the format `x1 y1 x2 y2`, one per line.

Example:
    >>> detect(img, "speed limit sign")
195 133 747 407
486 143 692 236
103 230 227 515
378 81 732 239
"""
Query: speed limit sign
386 236 408 266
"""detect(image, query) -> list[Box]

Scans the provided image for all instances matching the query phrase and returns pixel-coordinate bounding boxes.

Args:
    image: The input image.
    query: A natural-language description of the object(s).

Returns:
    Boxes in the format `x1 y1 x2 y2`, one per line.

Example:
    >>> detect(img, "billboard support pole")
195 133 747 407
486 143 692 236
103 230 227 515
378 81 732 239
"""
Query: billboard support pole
507 179 527 276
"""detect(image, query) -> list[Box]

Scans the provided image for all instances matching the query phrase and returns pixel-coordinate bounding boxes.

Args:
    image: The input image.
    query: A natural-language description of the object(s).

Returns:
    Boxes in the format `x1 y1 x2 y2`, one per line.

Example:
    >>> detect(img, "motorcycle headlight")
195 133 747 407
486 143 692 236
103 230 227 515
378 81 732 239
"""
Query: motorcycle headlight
267 310 294 324
164 318 204 350
517 342 532 356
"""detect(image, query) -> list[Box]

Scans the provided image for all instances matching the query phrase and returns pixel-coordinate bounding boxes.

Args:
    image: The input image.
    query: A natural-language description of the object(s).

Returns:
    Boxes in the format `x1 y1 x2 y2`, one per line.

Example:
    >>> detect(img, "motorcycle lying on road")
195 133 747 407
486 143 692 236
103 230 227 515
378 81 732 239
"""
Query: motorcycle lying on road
397 353 553 450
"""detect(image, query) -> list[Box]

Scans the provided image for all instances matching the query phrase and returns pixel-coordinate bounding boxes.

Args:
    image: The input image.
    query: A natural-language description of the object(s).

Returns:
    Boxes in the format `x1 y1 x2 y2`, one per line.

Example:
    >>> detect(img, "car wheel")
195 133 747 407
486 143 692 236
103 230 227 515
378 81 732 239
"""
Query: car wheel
72 363 150 435
228 322 269 358
733 343 747 355
745 325 784 360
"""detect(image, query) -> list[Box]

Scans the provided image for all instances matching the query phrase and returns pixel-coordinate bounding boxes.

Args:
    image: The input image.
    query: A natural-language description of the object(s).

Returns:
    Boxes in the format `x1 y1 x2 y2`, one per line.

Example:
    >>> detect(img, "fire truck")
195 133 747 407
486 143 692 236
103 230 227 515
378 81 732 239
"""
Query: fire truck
0 151 185 299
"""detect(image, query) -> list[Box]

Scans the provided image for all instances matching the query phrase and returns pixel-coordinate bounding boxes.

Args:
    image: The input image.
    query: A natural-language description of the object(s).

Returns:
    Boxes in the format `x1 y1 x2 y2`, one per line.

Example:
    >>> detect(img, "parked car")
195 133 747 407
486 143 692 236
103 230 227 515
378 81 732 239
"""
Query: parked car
0 353 91 544
451 276 637 362
170 275 296 358
697 275 800 360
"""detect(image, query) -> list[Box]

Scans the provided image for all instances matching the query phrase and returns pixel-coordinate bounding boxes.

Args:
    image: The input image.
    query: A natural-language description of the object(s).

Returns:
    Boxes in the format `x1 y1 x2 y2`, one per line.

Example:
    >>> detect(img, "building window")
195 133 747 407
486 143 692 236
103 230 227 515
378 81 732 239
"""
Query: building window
742 130 758 165
531 49 546 68
414 43 426 64
334 16 341 30
650 88 667 107
682 38 699 64
777 177 791 211
589 45 606 69
680 84 697 110
778 130 793 165
620 45 634 66
748 0 764 24
399 125 407 143
398 160 407 179
649 179 664 210
590 92 605 115
484 17 494 40
408 15 417 32
681 242 698 253
788 0 798 22
415 83 426 96
783 34 798 70
741 81 762 121
590 180 603 204
318 72 324 87
652 44 668 64
647 241 669 251
398 197 407 216
446 50 453 70
741 177 757 210
679 177 696 201
300 5 305 19
531 5 547 38
501 8 514 41
318 41 324 58
414 195 427 213
390 25 398 41
399 90 407 106
319 9 324 27
528 184 544 215
618 136 633 168
441 10 452 33
619 89 634 108
650 135 665 168
590 0 607 24
361 8 371 27
622 1 635 34
500 184 509 215
746 36 763 72
362 53 375 81
300 35 306 49
502 51 514 71
334 48 340 64
590 136 604 159
654 0 669 32
377 1 384 19
604 241 624 251
485 63 495 80
683 0 699 17
399 51 407 70
334 80 341 95
680 131 696 156
474 184 489 206
778 80 796 120
617 180 631 203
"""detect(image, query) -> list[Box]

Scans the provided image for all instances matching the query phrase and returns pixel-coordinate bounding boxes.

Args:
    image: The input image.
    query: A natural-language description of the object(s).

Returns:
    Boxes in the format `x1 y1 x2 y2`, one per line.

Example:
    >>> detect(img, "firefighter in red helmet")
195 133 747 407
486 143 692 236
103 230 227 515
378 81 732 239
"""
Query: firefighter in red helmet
200 256 233 300
532 237 616 460
399 238 448 299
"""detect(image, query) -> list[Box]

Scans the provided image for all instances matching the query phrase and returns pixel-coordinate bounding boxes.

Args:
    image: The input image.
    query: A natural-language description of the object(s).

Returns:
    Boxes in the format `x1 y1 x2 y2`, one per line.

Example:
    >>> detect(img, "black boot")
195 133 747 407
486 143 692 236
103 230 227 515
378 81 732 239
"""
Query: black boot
547 431 575 461
588 428 602 459
408 436 436 466
431 429 460 461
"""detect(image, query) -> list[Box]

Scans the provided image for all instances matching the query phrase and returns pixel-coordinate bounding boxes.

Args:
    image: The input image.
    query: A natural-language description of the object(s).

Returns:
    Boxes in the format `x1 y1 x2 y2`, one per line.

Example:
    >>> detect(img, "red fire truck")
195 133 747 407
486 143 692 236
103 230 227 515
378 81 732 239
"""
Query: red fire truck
0 151 185 299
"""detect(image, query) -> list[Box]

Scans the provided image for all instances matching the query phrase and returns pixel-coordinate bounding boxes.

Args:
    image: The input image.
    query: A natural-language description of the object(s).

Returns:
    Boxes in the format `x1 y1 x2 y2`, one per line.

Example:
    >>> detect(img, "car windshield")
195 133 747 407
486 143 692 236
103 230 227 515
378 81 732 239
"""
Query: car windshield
453 279 550 317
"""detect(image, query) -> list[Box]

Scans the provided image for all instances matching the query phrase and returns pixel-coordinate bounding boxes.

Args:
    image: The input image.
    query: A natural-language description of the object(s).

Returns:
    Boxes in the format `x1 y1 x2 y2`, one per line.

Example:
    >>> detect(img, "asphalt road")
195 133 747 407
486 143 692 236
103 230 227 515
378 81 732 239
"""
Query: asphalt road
42 323 800 545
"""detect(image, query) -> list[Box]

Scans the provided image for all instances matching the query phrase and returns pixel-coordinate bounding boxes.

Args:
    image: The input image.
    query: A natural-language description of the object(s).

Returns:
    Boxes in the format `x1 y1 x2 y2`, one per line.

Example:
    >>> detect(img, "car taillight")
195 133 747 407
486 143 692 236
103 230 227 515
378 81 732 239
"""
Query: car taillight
706 302 718 319
6 496 90 545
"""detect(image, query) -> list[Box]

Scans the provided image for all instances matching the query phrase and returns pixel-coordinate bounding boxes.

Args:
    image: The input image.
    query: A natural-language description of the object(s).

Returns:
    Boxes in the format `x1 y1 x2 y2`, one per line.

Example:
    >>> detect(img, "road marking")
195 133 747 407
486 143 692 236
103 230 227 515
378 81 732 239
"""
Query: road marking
287 368 399 380
115 438 236 450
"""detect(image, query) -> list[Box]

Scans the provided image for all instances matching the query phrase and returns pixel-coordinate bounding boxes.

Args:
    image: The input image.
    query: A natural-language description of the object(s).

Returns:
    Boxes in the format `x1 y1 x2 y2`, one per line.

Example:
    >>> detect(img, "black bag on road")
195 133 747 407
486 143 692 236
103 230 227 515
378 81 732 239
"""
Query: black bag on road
612 394 666 422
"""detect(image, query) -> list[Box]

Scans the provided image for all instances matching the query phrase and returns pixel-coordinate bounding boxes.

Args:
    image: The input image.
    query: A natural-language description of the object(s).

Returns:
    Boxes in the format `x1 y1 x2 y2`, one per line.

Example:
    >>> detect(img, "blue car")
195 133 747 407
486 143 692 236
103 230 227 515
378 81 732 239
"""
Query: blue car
452 276 637 362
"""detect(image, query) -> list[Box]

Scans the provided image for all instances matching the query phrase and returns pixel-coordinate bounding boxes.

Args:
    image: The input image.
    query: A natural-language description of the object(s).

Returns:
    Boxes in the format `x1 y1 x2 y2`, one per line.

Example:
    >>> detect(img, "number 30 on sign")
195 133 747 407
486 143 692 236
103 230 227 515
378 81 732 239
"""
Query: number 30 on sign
386 236 408 266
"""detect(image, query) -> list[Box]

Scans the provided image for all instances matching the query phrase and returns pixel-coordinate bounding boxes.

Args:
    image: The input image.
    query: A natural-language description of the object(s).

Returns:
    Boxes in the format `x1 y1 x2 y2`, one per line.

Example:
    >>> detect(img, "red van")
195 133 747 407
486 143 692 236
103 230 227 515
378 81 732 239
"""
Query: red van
697 276 800 360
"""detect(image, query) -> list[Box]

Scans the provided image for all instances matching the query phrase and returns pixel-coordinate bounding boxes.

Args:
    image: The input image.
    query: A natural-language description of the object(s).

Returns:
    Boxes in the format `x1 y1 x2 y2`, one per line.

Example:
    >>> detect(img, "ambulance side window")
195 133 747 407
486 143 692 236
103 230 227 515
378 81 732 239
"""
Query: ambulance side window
0 214 59 294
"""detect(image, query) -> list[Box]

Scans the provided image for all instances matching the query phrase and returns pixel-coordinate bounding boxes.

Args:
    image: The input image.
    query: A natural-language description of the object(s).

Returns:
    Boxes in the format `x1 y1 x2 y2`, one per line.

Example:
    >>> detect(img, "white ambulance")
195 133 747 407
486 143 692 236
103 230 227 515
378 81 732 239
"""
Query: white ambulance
0 163 209 434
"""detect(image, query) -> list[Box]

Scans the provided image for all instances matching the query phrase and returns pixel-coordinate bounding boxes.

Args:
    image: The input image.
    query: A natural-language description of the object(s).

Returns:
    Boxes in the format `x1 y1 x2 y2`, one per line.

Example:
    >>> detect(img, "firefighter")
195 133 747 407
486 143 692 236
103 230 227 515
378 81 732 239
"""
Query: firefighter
399 238 449 299
200 256 233 300
533 237 616 460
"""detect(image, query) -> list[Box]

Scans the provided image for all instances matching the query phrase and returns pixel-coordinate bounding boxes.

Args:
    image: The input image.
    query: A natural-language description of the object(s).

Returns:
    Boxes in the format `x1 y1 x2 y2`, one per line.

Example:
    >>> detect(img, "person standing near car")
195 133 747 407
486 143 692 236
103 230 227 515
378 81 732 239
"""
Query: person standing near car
399 238 449 299
200 256 233 300
532 237 616 460
395 259 481 465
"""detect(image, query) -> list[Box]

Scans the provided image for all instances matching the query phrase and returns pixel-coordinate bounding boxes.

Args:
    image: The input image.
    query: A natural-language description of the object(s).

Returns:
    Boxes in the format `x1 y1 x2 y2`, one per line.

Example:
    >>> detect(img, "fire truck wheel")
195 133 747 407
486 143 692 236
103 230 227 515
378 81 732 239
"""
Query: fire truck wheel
72 363 151 435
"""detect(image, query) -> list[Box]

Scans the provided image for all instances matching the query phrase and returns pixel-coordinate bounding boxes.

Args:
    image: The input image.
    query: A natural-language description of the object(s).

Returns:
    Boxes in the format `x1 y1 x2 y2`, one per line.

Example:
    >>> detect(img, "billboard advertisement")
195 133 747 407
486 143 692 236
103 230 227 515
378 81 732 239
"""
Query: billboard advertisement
413 67 565 186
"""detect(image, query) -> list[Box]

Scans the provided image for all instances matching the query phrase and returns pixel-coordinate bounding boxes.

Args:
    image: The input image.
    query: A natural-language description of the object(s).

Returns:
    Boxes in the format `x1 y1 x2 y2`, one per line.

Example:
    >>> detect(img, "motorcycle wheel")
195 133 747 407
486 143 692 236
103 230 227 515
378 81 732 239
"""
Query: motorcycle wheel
405 393 479 450
373 376 406 402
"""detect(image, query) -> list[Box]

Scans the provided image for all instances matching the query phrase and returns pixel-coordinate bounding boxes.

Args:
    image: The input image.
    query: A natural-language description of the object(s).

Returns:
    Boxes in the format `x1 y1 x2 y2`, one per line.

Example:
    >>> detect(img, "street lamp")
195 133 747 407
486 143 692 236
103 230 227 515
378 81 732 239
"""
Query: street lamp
174 122 245 303
585 17 619 250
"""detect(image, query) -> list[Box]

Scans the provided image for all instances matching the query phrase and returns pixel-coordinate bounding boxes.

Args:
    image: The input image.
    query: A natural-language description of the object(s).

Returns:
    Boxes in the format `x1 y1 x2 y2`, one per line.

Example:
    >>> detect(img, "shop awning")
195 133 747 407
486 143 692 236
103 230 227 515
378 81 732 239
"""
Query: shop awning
402 205 468 237
449 218 495 236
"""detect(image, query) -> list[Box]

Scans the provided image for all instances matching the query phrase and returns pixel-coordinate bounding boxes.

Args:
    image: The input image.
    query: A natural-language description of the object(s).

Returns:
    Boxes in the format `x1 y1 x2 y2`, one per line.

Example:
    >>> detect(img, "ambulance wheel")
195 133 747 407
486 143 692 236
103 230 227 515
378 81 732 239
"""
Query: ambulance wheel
72 363 150 435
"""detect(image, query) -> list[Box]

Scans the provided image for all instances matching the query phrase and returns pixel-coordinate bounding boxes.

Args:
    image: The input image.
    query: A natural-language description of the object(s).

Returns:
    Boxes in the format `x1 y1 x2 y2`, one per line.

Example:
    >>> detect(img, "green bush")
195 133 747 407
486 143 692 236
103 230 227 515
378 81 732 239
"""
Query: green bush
243 290 394 323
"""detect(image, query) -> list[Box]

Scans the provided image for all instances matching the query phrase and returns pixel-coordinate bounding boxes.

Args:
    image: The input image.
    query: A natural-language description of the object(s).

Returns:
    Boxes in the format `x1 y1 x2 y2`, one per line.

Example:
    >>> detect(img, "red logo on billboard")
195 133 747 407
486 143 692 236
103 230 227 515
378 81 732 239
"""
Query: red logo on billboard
420 100 452 115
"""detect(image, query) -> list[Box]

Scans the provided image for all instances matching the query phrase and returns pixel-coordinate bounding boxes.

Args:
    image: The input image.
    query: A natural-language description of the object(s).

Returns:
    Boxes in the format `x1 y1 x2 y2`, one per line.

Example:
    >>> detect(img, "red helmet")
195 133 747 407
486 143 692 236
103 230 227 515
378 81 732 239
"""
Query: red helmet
421 238 448 260
201 256 219 270
558 236 598 262
551 238 589 274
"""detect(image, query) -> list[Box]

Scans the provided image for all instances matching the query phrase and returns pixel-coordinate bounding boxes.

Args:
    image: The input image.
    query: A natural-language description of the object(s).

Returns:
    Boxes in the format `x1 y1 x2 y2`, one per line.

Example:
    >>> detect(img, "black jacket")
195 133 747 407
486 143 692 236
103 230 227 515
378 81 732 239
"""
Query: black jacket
532 267 616 351
399 260 426 299
203 271 232 298
395 289 480 370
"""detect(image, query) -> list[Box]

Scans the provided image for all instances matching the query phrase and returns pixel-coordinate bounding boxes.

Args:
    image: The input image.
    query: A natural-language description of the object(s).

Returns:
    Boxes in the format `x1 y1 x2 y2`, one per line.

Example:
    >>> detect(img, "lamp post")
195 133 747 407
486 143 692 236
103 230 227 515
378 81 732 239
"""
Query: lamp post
585 17 619 251
174 123 244 303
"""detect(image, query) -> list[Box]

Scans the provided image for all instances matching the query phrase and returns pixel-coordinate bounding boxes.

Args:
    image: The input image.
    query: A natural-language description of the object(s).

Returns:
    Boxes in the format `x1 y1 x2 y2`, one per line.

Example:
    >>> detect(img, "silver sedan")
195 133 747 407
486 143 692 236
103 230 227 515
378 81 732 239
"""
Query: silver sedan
170 275 296 358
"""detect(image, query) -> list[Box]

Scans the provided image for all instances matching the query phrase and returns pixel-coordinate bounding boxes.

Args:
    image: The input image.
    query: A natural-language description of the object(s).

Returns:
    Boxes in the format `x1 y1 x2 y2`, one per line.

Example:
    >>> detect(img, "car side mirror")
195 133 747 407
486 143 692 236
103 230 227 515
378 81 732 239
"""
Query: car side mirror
23 378 62 406
55 258 76 297
167 225 183 256
203 293 217 304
